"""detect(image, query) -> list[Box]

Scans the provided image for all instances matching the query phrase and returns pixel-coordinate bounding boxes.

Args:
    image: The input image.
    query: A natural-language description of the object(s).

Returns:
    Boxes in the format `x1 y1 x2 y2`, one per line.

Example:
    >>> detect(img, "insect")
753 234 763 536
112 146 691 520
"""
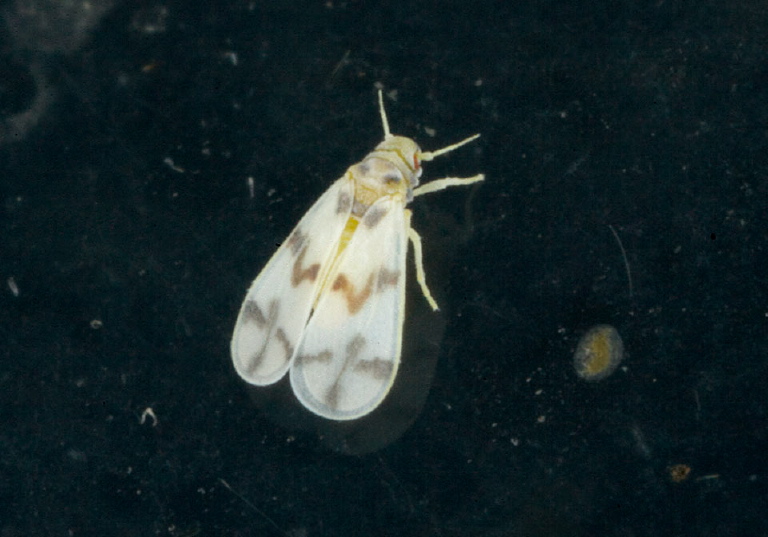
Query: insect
231 90 484 420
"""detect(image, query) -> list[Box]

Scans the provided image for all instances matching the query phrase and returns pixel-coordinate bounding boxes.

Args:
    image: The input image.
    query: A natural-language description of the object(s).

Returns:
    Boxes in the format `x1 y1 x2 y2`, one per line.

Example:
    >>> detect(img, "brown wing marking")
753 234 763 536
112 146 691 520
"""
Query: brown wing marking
332 273 374 314
291 247 320 287
326 335 393 409
377 267 400 291
239 298 294 374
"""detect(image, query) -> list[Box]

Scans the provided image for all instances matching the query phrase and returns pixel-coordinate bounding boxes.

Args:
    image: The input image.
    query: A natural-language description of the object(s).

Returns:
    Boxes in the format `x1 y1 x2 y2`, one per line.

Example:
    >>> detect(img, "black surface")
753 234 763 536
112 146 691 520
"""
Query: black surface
1 0 766 535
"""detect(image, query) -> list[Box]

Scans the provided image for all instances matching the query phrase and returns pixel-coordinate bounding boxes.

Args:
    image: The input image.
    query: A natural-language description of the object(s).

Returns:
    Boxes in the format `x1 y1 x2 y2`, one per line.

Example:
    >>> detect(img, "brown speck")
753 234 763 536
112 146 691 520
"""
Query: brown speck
668 464 692 483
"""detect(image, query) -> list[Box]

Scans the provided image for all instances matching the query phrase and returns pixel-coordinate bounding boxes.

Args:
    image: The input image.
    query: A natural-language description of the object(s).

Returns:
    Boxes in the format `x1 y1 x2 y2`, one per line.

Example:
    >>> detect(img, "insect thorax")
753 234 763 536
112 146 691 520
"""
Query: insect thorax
348 135 424 214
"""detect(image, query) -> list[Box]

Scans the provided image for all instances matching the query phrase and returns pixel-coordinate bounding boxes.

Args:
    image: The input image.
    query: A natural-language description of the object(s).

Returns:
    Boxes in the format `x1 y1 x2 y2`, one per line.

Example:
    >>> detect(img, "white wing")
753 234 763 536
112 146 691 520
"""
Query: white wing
290 196 408 420
231 177 354 385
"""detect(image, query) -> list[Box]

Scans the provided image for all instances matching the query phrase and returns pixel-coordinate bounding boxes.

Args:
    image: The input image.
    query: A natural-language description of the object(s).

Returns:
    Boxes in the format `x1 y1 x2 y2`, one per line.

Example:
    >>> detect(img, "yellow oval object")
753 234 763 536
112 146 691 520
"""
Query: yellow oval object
573 324 624 381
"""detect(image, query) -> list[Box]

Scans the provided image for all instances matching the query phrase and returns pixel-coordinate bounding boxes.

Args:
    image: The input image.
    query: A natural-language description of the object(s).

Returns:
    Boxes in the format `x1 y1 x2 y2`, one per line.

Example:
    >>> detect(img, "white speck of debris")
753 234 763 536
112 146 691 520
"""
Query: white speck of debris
140 407 159 427
7 277 19 296
163 157 185 173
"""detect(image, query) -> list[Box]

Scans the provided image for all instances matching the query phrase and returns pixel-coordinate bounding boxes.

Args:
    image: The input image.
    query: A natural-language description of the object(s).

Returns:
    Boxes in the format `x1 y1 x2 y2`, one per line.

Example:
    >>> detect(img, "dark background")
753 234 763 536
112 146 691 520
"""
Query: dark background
1 0 766 535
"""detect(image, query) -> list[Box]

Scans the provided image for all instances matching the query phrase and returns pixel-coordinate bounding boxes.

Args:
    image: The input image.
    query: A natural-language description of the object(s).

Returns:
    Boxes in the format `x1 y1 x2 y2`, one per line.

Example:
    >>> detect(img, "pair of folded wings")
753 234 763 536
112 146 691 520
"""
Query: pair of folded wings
231 176 408 420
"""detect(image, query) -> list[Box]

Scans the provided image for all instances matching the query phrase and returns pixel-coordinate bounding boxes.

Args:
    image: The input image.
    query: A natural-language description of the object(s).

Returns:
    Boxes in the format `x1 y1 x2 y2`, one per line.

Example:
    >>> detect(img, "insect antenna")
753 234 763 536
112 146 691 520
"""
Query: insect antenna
421 133 481 161
377 89 392 139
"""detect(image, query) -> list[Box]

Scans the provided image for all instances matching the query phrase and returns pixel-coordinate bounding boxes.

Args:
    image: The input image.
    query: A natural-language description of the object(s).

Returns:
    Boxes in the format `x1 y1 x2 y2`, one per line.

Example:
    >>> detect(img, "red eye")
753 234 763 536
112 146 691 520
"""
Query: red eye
413 154 421 170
